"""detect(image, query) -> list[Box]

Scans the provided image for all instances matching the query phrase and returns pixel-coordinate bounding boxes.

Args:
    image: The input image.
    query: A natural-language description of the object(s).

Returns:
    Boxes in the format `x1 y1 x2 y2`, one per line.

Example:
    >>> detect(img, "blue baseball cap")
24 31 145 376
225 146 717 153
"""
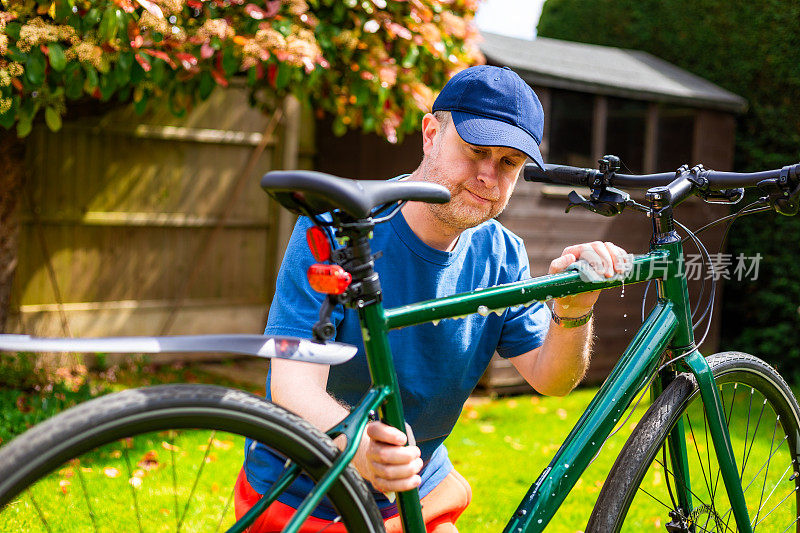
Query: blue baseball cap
432 65 545 170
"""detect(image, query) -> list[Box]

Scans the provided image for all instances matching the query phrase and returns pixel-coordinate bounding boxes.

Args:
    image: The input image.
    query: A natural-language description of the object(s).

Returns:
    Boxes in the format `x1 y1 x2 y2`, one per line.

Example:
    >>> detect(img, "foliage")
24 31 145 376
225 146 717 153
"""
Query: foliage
0 0 483 142
0 352 101 445
537 0 800 371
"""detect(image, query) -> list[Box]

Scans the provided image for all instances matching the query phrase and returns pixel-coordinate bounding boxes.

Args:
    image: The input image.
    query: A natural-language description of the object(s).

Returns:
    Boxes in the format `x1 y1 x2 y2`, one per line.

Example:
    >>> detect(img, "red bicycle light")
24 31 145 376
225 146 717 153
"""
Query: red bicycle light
306 226 331 262
307 264 352 294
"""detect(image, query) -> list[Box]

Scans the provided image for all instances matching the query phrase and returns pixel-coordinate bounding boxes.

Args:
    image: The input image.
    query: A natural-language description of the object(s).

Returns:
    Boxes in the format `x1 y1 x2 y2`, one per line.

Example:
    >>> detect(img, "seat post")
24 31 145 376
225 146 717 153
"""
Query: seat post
333 223 382 310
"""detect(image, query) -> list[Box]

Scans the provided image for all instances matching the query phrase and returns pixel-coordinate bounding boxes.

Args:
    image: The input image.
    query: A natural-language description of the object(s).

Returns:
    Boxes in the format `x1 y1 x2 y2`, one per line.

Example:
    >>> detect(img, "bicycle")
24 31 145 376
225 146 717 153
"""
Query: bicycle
0 155 799 532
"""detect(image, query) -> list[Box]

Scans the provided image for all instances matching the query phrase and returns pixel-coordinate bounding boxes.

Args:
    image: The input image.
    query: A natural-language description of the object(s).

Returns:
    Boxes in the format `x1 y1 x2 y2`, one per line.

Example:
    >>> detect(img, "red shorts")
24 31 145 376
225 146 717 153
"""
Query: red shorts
234 468 472 533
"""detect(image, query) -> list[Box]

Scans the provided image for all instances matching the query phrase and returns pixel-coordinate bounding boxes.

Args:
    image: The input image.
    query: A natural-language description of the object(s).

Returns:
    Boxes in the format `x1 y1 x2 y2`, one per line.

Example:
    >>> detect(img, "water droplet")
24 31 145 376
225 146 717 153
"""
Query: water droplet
477 305 490 317
623 313 627 318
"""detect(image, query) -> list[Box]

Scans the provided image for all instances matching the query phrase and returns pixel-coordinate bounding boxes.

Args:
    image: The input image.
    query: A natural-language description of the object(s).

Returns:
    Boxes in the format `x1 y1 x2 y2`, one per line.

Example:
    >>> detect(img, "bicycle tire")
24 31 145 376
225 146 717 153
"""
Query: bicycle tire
587 352 800 533
0 384 383 532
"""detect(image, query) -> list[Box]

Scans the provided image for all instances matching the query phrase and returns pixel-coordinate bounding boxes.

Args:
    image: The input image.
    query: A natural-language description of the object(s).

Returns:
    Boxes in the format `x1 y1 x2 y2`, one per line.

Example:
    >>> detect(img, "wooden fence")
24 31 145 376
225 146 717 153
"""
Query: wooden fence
8 85 310 364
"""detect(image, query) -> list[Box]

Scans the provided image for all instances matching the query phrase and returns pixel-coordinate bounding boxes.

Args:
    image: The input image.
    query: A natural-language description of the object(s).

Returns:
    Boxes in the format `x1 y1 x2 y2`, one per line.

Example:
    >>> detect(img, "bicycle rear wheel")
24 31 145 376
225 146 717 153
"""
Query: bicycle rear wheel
587 352 800 532
0 384 383 532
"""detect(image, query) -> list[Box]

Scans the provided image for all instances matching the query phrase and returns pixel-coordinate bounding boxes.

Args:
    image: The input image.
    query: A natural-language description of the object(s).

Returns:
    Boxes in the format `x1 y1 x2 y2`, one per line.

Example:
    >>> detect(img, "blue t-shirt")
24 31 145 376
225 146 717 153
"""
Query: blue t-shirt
244 208 550 519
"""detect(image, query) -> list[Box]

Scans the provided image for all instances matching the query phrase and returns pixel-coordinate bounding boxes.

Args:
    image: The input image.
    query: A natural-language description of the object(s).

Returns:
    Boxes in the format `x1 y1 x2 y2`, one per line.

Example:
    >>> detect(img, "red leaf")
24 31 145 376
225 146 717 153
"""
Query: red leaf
187 0 203 8
11 78 23 91
143 49 177 69
92 87 102 98
175 52 198 69
267 63 277 87
210 69 229 87
135 53 152 72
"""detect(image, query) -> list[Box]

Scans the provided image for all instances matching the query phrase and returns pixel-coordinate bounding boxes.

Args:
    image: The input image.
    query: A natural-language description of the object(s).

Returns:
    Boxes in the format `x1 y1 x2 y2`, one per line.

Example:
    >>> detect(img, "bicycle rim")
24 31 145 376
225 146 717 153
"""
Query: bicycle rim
0 384 382 532
588 352 800 532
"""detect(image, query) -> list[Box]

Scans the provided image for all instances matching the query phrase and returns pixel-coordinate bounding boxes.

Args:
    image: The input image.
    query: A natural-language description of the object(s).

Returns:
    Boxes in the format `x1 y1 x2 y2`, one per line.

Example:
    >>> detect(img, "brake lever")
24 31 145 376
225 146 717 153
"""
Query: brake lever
700 188 745 204
758 177 800 216
565 187 630 217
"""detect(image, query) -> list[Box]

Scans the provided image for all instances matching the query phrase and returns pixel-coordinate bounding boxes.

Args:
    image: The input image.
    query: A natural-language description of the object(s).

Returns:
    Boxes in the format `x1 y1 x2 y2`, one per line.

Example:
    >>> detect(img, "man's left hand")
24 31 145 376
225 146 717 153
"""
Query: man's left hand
548 241 629 318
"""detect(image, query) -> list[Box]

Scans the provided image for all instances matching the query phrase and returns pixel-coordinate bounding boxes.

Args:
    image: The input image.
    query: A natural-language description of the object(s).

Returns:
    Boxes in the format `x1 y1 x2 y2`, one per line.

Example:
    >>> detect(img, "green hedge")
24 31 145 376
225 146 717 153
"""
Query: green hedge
538 0 800 373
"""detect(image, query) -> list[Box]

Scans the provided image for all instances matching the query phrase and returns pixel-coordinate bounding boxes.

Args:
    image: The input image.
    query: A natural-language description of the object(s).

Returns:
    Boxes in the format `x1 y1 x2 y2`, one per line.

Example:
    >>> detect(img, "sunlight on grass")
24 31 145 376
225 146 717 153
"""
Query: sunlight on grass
1 430 244 532
444 387 634 533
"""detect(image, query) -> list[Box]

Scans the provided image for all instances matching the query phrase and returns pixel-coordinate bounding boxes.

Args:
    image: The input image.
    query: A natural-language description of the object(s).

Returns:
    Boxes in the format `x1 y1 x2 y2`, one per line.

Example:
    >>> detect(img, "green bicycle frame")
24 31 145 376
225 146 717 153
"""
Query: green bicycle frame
231 239 753 533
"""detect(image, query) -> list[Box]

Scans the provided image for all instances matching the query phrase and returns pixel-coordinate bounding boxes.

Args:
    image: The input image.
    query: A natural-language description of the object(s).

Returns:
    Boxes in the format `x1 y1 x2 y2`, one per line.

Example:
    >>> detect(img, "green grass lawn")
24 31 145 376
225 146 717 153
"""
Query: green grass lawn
445 389 639 533
2 364 797 532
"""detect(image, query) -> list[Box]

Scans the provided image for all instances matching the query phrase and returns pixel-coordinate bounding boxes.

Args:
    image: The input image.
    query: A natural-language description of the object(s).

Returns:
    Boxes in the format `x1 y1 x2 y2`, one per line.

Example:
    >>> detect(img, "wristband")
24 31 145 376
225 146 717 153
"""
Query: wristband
551 307 593 329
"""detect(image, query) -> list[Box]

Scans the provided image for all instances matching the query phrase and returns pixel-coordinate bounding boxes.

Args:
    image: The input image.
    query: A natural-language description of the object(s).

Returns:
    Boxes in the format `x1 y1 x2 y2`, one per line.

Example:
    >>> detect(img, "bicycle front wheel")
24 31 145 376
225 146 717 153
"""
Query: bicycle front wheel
587 352 800 532
0 384 383 532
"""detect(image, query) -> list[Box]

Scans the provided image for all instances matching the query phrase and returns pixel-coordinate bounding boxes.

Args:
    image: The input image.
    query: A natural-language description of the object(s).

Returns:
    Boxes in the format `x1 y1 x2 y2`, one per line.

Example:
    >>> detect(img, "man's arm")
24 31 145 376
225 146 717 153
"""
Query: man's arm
509 241 627 396
270 358 423 493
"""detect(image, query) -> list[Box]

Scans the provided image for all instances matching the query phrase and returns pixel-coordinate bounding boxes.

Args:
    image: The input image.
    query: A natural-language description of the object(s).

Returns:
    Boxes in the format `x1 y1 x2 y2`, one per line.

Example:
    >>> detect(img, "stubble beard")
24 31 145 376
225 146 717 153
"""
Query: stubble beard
421 158 508 231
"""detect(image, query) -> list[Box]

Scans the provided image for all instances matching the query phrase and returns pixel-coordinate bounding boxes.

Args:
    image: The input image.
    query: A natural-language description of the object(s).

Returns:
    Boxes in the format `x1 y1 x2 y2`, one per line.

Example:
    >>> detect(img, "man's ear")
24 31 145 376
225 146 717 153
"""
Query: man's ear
420 113 439 155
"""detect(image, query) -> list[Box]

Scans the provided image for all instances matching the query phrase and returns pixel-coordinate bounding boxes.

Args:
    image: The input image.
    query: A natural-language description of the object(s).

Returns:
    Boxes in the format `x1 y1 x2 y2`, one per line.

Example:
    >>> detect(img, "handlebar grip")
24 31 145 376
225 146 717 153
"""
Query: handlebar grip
523 163 598 187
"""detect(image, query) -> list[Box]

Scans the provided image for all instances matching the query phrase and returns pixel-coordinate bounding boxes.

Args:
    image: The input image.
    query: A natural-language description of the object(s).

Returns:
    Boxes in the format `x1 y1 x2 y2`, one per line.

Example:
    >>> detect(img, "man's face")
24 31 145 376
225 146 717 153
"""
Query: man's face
420 118 527 230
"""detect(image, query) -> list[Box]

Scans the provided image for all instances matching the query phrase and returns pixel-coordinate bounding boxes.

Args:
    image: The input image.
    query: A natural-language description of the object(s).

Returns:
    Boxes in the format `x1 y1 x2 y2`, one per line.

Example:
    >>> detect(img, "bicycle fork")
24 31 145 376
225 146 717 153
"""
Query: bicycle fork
665 351 754 533
655 226 752 532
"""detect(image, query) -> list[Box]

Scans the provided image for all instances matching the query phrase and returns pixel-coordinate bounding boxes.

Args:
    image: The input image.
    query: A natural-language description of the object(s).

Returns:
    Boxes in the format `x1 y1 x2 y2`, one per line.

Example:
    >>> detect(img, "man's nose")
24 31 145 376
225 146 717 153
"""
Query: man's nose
476 159 500 186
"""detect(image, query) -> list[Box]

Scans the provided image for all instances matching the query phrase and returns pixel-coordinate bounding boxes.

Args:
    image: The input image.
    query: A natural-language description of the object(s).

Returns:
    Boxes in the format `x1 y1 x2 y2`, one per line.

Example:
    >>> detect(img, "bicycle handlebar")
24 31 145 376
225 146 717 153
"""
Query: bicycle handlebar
524 163 796 191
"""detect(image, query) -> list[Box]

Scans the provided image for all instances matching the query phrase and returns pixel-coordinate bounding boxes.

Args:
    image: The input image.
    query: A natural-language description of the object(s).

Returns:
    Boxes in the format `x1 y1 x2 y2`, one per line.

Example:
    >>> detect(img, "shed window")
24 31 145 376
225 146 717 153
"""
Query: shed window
547 90 594 167
606 98 647 174
657 108 695 173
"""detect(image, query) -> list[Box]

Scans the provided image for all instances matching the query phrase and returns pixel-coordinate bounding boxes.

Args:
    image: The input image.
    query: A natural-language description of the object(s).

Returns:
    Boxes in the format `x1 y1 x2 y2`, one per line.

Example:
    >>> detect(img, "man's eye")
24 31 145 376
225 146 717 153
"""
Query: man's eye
471 147 486 156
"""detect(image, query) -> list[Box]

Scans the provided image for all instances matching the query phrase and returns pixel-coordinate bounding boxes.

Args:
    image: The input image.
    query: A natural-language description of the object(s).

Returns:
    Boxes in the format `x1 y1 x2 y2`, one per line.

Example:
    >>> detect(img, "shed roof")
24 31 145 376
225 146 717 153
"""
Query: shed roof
479 32 747 113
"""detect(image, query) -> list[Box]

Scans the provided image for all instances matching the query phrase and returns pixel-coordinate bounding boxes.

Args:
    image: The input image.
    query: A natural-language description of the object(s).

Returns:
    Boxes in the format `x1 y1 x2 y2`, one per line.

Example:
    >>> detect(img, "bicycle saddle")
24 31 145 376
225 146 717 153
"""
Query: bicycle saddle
261 170 451 219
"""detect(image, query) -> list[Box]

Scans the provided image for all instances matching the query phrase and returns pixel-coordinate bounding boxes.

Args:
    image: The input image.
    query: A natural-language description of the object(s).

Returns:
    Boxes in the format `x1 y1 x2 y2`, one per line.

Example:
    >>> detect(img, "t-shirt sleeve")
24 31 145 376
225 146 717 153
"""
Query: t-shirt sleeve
496 241 551 359
265 217 344 338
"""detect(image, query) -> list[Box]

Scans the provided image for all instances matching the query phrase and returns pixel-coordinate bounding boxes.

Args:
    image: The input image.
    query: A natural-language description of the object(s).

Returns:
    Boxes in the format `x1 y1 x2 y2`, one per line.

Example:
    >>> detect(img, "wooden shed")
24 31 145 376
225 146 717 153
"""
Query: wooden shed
315 33 748 390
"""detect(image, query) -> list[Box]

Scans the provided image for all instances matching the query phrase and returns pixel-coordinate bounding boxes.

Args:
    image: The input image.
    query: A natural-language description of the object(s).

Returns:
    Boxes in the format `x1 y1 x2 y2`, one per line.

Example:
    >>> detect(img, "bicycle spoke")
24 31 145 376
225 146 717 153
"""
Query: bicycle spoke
742 388 756 478
711 386 754 523
741 434 790 494
721 431 790 532
752 417 781 528
751 463 793 530
634 484 675 513
170 430 179 532
313 515 343 532
123 442 145 533
779 514 800 533
703 405 716 505
214 485 237 533
742 398 768 481
685 411 716 502
177 430 216 531
28 492 53 533
74 459 99 532
653 455 716 514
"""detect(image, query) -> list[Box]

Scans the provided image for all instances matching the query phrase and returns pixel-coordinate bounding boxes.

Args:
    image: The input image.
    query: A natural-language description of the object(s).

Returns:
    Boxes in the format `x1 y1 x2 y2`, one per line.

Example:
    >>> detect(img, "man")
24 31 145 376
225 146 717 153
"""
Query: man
235 65 629 532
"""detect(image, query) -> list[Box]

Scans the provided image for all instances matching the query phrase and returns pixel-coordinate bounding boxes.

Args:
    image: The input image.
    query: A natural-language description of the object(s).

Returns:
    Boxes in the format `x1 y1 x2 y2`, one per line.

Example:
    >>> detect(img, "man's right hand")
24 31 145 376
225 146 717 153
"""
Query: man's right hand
352 421 423 493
